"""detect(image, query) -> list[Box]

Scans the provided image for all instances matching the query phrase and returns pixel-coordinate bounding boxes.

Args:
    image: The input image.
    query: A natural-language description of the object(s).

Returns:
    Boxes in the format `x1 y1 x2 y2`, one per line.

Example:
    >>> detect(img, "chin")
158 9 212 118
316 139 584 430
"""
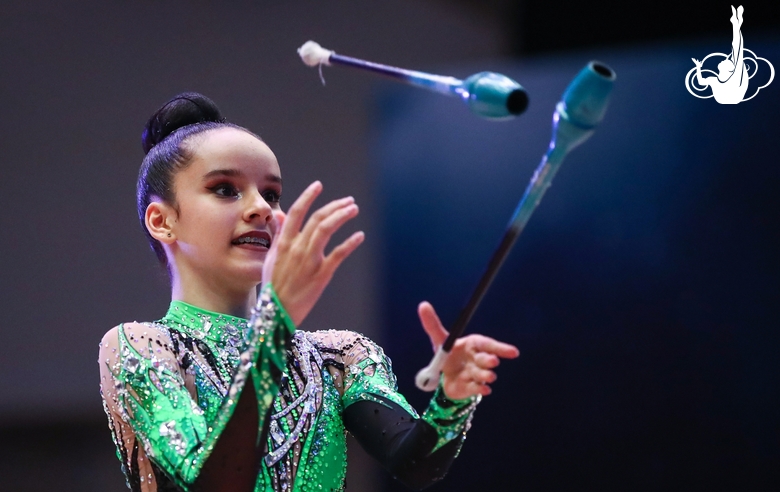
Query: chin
223 260 264 287
218 246 264 282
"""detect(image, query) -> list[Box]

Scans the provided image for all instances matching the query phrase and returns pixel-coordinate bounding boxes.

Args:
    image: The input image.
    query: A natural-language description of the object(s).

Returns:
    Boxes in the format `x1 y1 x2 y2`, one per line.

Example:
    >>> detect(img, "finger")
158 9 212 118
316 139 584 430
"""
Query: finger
461 364 497 385
445 380 492 399
270 210 286 244
418 302 448 350
283 181 323 240
473 352 500 369
308 203 359 255
322 231 365 275
469 335 520 358
475 382 493 396
299 196 356 244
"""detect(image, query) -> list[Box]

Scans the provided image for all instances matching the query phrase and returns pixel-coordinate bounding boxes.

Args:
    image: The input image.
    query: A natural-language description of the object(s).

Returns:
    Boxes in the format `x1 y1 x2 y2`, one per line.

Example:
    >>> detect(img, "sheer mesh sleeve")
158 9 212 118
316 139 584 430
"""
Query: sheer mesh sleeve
309 331 418 414
308 331 480 489
99 325 176 491
98 284 294 491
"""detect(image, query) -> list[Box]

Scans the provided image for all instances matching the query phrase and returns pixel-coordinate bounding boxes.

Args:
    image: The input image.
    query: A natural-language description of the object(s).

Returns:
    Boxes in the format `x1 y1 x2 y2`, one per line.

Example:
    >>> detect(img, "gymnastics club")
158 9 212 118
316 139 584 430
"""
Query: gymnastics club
415 61 616 391
298 41 529 120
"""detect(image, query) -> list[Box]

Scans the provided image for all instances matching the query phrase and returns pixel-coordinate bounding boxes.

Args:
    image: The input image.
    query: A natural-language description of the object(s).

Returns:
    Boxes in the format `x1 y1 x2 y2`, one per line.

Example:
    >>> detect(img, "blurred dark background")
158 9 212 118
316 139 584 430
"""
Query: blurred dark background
0 1 777 490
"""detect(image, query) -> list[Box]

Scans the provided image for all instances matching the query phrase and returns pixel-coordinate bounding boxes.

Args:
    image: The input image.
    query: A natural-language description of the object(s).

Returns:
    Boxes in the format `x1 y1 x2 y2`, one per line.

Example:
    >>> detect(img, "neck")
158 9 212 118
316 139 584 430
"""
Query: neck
170 268 258 318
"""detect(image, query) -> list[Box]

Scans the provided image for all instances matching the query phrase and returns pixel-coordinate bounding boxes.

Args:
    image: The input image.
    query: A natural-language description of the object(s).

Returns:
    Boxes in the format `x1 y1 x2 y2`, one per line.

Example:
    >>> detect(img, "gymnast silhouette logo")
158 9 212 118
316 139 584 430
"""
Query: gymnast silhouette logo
685 5 774 104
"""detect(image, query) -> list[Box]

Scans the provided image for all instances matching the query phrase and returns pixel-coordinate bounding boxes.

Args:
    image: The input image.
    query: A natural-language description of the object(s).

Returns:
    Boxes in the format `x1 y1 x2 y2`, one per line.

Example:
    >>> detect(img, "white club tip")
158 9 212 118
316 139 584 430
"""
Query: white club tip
297 41 333 67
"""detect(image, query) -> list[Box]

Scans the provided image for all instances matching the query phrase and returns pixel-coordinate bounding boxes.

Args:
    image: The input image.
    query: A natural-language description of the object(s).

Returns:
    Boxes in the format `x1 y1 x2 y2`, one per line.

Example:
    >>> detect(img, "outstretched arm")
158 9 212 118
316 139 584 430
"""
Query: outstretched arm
344 391 477 490
341 303 518 489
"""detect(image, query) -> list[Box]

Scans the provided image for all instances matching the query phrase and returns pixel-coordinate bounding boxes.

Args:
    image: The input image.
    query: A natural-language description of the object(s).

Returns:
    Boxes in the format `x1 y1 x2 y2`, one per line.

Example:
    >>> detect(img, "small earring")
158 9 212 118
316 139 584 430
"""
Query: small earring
167 233 171 237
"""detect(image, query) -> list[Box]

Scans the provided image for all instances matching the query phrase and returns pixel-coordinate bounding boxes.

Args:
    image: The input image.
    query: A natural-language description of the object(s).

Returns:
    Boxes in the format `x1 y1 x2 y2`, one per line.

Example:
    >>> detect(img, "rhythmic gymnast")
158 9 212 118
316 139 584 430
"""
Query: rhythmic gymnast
692 5 748 104
98 93 519 492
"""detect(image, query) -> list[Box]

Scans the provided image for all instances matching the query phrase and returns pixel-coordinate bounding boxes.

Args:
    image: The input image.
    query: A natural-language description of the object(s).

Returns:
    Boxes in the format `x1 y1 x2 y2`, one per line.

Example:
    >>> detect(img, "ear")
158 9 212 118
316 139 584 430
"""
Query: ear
145 200 177 244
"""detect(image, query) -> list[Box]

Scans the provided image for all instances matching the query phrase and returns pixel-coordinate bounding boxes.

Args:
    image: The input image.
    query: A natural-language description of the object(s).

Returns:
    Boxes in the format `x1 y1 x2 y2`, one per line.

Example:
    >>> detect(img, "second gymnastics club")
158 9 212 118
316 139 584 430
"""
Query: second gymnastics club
298 41 528 120
415 61 616 391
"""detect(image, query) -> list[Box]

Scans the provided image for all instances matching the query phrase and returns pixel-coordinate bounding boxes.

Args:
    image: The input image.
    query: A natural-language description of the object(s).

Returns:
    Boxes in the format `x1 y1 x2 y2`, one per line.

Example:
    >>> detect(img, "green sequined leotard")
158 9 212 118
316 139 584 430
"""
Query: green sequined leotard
99 284 479 491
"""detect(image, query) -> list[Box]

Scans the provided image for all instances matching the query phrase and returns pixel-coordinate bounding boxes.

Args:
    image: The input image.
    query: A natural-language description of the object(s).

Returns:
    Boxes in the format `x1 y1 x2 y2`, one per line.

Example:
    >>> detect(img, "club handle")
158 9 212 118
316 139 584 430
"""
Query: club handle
415 346 450 392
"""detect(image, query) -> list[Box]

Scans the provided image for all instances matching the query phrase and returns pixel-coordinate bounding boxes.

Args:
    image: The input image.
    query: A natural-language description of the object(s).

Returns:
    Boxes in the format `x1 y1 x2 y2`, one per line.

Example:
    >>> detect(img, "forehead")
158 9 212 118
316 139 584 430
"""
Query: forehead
186 127 281 178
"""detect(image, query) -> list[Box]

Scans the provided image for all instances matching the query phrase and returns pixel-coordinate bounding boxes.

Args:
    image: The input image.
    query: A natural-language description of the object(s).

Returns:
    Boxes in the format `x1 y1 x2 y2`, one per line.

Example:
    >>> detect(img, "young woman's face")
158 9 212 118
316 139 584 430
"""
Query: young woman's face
168 127 282 289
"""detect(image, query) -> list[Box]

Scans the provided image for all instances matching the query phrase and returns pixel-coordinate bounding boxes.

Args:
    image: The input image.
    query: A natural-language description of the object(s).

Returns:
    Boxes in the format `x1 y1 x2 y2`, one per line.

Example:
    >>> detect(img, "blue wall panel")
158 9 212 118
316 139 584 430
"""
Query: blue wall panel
374 39 780 489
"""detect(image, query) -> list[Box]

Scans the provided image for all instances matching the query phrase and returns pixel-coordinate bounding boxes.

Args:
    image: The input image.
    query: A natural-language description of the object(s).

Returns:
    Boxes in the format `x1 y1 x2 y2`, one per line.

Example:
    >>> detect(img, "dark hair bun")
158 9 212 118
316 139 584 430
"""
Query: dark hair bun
142 92 225 154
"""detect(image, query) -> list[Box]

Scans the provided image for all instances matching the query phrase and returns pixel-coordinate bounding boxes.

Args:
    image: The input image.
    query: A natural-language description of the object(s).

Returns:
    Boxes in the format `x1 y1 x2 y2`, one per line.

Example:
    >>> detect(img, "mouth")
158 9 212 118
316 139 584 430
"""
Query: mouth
231 231 272 249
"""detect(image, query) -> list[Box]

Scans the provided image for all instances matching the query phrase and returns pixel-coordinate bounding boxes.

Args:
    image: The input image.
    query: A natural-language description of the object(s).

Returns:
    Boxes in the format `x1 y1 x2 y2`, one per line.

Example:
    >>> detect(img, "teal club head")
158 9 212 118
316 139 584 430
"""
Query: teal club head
551 61 616 154
459 72 529 120
557 61 616 129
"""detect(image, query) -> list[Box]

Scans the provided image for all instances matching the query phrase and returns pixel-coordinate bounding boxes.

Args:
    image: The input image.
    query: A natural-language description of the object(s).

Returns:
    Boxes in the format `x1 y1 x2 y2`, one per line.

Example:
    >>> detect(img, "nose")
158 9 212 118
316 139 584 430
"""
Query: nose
243 190 273 225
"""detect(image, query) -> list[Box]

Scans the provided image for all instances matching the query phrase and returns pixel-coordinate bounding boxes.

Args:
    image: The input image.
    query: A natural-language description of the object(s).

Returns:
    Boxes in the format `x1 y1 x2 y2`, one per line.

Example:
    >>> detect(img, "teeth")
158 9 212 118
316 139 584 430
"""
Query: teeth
235 236 269 247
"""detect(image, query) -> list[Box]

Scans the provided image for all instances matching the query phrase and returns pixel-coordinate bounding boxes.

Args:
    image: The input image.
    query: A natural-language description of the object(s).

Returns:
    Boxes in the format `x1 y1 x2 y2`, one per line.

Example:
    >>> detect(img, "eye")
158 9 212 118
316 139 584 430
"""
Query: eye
209 182 240 198
262 190 282 204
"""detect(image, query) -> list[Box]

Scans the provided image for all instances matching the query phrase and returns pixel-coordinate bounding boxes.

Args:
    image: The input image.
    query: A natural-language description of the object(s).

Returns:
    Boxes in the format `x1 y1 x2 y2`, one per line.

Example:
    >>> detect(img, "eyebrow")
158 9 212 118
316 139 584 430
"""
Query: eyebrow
203 168 283 185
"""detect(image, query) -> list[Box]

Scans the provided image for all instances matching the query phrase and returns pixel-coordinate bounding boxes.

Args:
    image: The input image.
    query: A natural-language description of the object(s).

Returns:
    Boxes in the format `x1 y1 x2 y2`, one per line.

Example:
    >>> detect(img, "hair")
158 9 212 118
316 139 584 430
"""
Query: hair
137 92 256 269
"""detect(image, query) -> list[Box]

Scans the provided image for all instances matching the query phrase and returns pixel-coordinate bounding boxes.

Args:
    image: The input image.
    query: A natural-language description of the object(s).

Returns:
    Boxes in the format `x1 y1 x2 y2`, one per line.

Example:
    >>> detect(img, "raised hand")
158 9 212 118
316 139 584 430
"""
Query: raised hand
263 181 364 326
418 301 519 400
